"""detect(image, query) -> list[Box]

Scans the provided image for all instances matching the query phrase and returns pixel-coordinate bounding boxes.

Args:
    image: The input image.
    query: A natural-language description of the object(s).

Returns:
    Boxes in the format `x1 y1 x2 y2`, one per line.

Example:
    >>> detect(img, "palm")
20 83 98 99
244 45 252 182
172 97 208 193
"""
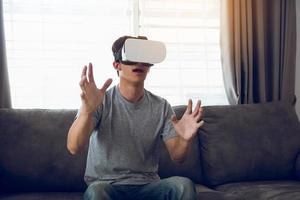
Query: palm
171 100 204 141
81 82 102 113
79 63 112 114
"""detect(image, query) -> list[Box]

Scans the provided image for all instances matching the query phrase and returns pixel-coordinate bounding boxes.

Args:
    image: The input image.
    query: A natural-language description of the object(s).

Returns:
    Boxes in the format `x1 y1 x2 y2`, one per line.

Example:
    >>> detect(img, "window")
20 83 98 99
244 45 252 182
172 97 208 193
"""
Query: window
3 0 227 108
140 0 227 106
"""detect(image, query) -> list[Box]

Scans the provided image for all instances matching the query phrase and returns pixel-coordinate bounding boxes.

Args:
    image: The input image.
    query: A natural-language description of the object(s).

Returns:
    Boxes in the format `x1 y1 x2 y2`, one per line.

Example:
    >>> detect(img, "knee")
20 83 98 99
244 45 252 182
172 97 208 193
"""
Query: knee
168 176 197 200
170 176 194 189
84 182 114 200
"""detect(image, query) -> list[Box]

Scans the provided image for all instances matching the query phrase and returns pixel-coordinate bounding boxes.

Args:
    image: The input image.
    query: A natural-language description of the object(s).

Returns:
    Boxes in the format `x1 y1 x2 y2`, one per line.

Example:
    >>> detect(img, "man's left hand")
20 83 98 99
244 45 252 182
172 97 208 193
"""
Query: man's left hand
171 99 204 141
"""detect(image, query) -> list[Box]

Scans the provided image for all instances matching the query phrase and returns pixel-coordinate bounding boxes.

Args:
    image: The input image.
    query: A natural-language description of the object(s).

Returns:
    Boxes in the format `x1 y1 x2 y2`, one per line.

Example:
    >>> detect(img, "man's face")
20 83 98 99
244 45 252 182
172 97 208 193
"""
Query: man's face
114 62 150 84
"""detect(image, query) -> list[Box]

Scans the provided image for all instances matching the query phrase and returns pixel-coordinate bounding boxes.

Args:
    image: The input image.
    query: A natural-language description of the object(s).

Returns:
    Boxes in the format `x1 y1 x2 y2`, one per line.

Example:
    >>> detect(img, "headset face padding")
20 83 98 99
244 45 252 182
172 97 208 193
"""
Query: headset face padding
121 39 166 65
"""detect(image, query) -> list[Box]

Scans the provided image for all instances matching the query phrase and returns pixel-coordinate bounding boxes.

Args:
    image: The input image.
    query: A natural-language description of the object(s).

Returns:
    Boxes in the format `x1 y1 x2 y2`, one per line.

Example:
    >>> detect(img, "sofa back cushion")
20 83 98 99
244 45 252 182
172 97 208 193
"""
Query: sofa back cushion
199 101 300 186
0 109 87 192
158 106 203 183
0 107 203 193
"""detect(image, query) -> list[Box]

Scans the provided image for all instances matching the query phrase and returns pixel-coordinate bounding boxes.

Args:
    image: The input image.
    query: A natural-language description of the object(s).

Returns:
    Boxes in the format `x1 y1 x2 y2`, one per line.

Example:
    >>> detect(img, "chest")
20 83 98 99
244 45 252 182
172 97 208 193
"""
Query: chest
100 102 165 145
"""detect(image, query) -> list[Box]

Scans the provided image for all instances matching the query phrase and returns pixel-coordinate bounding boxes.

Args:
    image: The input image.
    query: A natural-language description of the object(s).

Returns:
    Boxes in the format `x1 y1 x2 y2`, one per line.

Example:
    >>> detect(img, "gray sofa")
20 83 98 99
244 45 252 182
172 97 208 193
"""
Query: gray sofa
1 101 300 200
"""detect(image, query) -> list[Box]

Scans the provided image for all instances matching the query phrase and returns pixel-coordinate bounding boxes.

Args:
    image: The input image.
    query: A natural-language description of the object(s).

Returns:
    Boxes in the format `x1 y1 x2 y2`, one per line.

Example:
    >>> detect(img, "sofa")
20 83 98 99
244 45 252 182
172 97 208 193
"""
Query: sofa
1 101 300 200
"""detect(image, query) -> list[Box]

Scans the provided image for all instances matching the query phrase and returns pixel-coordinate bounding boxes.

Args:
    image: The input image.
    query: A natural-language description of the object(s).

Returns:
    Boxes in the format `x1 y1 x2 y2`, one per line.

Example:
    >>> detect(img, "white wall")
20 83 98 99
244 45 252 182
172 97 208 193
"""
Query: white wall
295 0 300 119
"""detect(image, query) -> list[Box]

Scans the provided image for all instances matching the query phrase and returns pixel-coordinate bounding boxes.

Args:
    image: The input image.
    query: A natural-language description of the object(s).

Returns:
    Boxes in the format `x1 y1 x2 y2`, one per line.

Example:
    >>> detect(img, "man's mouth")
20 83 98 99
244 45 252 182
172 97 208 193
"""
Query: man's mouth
132 68 144 73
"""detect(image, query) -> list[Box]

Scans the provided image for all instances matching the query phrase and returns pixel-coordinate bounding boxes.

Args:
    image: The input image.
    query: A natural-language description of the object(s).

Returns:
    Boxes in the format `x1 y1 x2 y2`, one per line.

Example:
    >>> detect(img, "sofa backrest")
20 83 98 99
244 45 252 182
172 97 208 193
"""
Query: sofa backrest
198 101 300 187
0 106 204 193
0 109 87 193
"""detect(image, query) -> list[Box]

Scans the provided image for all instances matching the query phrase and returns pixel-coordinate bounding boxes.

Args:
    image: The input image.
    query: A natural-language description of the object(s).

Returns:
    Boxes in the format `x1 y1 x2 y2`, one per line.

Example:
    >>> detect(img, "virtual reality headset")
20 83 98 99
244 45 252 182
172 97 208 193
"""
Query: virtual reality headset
114 38 166 67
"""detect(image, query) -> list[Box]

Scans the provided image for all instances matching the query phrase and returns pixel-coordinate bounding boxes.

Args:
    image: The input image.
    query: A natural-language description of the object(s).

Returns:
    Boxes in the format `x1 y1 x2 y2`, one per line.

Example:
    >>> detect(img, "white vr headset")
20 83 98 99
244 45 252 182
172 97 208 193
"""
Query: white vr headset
115 38 166 66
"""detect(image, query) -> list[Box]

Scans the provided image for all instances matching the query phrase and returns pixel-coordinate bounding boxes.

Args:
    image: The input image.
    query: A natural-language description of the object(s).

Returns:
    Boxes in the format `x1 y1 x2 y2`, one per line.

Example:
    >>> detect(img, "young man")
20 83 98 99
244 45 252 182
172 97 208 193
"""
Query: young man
67 36 204 200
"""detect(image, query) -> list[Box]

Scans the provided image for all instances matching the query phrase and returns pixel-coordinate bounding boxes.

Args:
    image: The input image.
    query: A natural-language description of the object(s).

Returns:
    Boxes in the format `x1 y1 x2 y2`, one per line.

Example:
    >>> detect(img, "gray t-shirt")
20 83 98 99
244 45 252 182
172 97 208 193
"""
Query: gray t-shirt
81 85 177 185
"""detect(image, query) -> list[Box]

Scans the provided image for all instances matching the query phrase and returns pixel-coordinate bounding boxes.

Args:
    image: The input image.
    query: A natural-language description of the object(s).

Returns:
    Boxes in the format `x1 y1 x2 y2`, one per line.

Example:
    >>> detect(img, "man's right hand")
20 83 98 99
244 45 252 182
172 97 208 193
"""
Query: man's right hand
79 63 112 115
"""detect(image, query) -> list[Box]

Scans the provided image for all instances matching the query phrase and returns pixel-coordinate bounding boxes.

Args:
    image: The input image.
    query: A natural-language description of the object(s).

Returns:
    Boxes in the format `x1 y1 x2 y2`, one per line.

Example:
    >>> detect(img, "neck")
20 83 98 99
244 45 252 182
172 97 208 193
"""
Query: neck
118 80 145 103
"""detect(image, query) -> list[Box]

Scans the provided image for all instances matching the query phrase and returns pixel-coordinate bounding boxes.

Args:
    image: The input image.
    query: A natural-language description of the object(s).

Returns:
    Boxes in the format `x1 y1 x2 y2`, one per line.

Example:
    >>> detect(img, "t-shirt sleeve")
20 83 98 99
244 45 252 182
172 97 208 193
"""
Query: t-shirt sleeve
161 101 178 141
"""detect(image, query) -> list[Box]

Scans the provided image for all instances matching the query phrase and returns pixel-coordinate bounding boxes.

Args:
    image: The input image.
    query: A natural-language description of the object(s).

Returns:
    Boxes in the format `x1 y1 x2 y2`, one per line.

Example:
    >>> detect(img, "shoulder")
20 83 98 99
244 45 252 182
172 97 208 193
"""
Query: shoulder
145 89 173 110
101 85 117 106
105 85 116 96
104 85 119 100
145 89 168 104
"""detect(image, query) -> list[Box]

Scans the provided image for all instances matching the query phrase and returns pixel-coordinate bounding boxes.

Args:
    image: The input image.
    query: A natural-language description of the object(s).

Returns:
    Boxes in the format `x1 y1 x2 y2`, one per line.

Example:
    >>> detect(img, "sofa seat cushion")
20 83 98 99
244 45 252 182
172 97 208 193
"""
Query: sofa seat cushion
199 101 300 186
195 184 242 200
215 181 300 200
0 192 83 200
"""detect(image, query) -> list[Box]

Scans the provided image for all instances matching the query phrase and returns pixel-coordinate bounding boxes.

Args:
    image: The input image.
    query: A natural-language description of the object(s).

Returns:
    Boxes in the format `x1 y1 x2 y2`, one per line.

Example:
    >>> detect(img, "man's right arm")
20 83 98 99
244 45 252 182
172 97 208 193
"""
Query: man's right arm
66 62 112 155
67 113 94 155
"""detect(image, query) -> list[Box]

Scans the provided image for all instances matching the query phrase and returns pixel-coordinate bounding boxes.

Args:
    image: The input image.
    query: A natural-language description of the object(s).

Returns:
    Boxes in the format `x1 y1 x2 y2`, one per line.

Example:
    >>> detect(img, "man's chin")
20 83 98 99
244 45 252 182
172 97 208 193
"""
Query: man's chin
131 77 147 85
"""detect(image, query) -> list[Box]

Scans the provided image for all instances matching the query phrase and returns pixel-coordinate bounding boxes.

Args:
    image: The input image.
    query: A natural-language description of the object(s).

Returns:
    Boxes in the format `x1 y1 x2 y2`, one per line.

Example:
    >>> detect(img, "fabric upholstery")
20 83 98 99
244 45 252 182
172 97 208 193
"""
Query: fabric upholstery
0 109 87 192
199 101 300 186
216 181 300 200
158 106 203 183
1 102 300 199
195 184 242 200
0 192 83 200
295 152 300 179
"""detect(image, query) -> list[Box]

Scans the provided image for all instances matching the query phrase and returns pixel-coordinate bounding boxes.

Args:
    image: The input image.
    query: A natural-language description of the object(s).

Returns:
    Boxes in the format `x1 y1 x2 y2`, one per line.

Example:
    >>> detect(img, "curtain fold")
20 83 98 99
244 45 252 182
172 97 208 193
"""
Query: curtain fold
220 0 296 105
0 0 11 108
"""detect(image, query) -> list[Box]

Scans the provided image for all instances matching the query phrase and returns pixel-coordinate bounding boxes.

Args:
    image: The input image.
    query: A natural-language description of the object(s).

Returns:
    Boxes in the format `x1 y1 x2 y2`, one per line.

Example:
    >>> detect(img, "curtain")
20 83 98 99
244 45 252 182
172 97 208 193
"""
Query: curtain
0 0 11 108
220 0 296 105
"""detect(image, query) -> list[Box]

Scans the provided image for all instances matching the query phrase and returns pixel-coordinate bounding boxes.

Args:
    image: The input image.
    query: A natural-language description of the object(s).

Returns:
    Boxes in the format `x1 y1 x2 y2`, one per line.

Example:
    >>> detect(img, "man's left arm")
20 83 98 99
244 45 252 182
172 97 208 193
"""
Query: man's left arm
165 100 204 163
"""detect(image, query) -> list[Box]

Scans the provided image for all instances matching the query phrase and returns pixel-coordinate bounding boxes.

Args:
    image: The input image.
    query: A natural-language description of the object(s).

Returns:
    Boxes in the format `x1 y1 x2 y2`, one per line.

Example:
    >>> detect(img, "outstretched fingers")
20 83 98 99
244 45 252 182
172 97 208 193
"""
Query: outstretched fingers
88 63 95 83
192 100 201 116
185 99 193 114
79 76 88 92
194 107 203 122
80 63 95 85
196 120 205 128
81 65 87 78
100 78 113 92
79 65 88 91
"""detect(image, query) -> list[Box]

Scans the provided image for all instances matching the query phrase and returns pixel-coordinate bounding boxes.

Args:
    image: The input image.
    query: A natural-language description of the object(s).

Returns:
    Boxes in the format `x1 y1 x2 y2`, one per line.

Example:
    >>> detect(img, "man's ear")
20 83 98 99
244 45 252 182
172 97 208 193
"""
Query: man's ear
113 61 121 71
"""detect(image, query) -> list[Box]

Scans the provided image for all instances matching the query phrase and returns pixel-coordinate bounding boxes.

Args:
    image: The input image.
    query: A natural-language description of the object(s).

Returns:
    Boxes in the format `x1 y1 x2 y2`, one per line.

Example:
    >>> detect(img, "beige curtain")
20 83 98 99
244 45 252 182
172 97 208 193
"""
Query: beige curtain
0 0 11 108
220 0 296 105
